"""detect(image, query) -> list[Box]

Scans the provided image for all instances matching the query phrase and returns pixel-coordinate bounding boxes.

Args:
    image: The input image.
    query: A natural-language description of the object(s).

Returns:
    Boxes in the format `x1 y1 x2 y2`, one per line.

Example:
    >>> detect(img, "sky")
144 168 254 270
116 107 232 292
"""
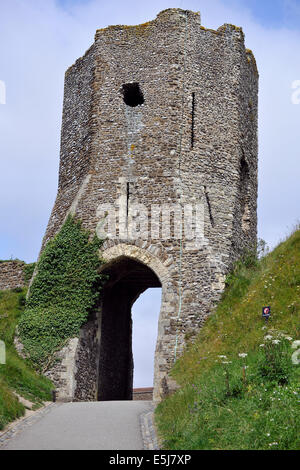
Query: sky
0 0 299 387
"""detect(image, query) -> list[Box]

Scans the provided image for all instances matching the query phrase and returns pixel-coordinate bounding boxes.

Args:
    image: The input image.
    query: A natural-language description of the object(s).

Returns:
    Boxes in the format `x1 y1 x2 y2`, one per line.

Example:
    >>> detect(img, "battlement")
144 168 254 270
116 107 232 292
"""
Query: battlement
67 9 248 77
94 8 201 40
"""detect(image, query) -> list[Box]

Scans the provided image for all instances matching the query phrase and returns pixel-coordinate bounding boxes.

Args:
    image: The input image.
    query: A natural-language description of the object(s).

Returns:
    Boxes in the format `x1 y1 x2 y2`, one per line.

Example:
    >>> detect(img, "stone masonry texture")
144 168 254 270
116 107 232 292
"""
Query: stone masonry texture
40 9 258 402
0 261 26 291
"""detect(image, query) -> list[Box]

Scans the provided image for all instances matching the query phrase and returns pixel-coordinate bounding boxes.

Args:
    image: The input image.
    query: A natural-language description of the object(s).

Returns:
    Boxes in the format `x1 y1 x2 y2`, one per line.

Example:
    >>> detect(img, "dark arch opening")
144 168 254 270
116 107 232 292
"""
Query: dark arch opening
122 82 144 107
97 256 161 401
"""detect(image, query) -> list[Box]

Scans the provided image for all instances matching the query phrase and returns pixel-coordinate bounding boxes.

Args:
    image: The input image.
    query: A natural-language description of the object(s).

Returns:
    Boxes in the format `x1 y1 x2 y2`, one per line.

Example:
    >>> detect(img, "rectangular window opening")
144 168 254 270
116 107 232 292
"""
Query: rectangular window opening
126 182 130 221
191 92 195 149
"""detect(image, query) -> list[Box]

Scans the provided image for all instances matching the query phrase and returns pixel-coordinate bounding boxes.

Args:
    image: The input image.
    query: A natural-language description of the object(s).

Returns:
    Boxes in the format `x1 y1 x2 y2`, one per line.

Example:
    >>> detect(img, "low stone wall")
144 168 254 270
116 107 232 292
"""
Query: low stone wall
0 261 26 291
133 388 153 401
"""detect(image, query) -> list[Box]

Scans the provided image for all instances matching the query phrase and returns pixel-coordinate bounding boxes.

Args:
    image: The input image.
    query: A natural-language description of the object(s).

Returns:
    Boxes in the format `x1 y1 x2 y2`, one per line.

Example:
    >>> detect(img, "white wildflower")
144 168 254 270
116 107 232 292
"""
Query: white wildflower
238 353 248 358
264 335 273 340
272 339 280 345
259 344 265 347
292 340 300 349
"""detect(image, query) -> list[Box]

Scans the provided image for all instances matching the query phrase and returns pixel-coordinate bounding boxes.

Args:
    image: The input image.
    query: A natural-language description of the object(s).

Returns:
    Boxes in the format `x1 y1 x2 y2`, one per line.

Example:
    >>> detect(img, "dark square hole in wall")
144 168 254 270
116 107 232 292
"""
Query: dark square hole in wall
122 83 144 107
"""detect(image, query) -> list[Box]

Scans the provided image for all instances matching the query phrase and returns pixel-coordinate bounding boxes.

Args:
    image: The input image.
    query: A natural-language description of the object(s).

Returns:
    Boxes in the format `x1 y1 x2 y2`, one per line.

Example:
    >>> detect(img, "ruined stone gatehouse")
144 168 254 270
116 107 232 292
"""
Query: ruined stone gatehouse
41 9 258 402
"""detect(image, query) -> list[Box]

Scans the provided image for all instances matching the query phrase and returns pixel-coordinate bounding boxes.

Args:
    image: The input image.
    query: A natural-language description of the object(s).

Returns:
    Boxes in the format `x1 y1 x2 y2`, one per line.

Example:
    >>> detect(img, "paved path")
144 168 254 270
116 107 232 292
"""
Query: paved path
1 401 154 450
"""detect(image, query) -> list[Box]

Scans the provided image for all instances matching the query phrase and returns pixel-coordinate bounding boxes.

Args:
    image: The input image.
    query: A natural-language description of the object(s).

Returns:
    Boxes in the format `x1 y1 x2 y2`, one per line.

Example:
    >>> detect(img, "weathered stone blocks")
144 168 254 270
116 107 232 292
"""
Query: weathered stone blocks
0 261 26 291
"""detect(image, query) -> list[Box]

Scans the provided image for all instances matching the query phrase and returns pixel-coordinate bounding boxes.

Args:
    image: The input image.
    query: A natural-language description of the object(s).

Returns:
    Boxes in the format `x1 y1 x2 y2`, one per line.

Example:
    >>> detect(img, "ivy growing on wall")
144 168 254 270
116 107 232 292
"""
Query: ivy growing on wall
23 262 36 285
18 216 105 370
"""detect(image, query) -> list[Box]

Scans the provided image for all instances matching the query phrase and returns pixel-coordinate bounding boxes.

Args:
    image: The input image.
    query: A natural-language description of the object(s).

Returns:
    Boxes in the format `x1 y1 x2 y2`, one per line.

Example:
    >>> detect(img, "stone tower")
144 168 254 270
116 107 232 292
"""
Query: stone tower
43 9 258 402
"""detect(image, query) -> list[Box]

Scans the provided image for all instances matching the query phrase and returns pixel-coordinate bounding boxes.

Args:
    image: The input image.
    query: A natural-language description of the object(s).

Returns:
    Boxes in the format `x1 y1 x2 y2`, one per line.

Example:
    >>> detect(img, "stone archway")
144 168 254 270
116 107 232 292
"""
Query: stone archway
71 243 176 403
97 243 176 402
97 255 161 400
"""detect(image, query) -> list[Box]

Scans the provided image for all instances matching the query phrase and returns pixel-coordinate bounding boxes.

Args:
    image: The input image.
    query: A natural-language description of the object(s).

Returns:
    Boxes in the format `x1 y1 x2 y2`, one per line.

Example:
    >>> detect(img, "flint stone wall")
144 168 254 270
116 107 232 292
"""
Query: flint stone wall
0 261 26 291
133 388 153 400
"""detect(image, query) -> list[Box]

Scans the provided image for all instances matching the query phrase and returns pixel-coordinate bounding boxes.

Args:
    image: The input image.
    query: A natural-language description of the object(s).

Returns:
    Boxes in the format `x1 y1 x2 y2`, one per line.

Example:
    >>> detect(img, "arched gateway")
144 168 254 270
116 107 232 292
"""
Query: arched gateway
74 243 174 403
42 9 258 402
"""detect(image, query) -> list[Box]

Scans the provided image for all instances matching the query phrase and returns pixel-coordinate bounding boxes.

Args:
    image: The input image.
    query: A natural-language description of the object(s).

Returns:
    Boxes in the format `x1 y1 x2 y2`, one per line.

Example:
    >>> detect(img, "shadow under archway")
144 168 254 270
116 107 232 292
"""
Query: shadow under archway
97 256 161 401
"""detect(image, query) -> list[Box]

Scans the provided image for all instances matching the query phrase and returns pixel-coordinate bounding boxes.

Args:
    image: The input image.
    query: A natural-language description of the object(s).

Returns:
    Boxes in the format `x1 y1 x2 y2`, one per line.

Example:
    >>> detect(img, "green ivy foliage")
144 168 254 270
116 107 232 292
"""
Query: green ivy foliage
18 216 105 370
23 262 36 285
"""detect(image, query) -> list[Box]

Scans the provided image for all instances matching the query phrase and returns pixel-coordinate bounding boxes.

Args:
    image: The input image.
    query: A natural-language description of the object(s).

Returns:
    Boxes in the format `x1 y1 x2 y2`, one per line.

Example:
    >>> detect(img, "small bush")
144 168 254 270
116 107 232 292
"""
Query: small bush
12 287 23 294
255 333 293 385
18 292 26 307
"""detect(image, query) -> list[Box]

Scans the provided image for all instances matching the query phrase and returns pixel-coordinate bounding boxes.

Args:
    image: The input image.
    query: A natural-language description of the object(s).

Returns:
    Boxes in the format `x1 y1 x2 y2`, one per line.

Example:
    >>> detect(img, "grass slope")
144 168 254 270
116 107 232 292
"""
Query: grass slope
155 229 300 450
0 288 53 430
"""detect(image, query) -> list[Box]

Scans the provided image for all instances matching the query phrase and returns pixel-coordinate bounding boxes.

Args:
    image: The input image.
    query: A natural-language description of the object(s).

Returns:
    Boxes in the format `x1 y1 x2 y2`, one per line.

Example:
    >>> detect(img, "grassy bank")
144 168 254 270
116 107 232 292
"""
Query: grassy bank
0 288 53 430
155 229 300 450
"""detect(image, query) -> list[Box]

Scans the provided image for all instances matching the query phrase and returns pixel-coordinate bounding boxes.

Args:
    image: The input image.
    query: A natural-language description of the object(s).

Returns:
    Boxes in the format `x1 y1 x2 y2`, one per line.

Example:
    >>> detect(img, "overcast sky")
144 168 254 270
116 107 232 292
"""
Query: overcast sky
0 0 299 386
